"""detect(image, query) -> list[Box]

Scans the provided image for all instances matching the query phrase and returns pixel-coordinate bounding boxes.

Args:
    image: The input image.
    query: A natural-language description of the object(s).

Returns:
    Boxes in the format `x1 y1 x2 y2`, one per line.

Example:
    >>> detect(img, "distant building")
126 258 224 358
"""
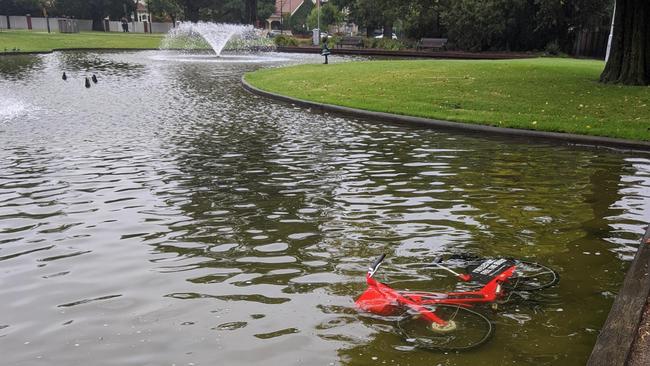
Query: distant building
265 0 358 36
134 0 151 22
266 0 307 31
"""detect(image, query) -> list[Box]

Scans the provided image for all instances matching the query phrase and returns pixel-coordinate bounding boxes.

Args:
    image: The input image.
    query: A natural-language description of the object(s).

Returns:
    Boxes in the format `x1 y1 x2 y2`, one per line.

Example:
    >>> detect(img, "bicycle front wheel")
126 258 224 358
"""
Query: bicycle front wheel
396 305 494 351
506 261 559 291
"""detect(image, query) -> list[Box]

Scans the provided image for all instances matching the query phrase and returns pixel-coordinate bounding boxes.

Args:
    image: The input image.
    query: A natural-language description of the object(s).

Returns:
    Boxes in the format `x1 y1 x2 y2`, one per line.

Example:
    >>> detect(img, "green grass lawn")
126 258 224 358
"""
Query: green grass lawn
0 30 163 52
245 58 650 141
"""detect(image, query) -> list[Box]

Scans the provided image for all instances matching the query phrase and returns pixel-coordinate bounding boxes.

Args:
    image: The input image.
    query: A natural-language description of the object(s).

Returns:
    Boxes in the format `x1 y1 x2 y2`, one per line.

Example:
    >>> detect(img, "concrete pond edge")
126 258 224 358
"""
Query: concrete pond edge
241 76 650 152
242 76 650 362
0 48 161 56
588 225 650 365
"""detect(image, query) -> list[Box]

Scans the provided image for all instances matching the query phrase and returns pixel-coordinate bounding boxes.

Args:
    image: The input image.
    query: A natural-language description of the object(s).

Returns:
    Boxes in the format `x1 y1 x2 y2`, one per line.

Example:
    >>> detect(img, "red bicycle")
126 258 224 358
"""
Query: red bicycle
356 254 559 350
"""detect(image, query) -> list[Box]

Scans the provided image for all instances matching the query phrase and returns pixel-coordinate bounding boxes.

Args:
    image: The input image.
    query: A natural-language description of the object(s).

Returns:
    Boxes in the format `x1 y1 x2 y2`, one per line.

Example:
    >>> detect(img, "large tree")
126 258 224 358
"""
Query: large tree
54 0 133 30
600 0 649 85
306 2 342 31
0 0 41 15
147 0 182 23
147 0 272 24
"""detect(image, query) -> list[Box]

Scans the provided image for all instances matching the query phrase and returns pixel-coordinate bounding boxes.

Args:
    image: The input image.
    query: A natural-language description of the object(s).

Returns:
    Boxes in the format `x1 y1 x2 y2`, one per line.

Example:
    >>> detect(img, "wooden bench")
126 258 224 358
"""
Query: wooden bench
417 38 448 51
337 36 364 48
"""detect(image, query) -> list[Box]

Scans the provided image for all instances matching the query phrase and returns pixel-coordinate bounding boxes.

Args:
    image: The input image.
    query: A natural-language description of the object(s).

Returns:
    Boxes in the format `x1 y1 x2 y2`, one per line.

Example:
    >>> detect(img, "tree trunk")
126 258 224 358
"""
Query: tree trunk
185 2 200 23
600 0 649 85
245 0 257 25
383 22 393 38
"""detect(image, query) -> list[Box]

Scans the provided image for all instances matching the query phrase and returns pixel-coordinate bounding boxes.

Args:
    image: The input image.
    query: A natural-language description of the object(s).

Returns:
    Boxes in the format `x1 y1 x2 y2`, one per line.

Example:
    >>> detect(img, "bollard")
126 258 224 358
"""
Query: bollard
321 39 331 65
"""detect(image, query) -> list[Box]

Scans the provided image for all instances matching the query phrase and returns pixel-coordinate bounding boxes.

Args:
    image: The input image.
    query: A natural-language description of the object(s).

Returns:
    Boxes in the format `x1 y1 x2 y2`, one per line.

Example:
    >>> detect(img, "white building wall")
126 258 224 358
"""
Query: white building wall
9 16 28 29
30 17 49 31
77 20 93 31
151 22 172 34
0 15 170 33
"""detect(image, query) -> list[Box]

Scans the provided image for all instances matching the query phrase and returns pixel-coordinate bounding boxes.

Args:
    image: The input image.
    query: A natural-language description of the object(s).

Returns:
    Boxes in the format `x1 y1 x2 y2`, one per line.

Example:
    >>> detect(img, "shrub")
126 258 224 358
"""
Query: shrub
273 35 298 47
544 40 561 56
362 37 408 50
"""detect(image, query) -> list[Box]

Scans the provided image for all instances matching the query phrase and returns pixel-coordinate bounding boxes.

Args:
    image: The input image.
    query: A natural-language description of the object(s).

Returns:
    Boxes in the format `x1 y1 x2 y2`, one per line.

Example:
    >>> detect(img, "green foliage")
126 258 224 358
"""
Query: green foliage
147 0 182 20
0 0 41 15
138 0 276 23
53 0 134 20
272 34 298 47
245 58 650 141
330 0 611 52
257 0 276 22
362 37 409 50
400 0 442 40
544 40 561 56
440 0 506 51
288 0 313 34
306 2 343 30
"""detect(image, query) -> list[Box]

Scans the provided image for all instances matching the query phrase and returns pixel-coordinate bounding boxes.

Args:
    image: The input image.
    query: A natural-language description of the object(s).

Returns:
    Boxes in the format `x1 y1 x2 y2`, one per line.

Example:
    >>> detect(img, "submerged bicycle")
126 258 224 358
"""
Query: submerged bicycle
355 254 559 351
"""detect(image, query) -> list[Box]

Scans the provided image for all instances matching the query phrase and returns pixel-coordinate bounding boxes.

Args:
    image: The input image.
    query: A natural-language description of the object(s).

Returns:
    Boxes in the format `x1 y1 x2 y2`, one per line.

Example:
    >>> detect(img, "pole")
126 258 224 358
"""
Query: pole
605 1 616 62
317 0 320 42
43 8 50 33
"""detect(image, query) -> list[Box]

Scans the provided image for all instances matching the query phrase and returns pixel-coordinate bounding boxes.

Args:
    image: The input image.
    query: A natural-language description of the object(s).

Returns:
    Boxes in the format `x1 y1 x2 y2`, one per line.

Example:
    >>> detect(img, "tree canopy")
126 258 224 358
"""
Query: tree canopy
306 2 342 31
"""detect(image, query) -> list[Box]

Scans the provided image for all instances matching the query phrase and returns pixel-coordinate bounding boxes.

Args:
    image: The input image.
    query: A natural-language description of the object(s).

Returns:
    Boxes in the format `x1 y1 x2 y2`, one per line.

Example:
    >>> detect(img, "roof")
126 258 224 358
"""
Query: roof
272 0 305 17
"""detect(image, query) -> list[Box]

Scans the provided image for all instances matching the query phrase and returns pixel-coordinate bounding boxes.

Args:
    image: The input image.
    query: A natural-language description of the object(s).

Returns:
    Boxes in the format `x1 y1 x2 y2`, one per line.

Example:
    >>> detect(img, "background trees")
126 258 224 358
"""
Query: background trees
1 0 626 61
327 0 611 53
147 0 182 23
0 0 41 15
306 2 342 31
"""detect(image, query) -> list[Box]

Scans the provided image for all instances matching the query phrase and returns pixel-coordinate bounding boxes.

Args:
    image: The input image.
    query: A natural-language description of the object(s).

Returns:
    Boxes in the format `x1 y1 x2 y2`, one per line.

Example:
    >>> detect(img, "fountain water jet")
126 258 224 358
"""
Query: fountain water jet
161 22 274 56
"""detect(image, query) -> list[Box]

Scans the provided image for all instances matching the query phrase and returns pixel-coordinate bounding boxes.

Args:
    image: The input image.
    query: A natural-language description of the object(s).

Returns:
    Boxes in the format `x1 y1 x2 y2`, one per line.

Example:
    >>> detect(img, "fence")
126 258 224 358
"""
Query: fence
103 21 171 33
0 15 171 34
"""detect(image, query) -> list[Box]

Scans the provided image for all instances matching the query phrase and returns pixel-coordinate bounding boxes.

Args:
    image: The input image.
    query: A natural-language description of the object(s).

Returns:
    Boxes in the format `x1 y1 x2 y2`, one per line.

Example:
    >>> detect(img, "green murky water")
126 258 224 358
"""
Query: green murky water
0 51 649 365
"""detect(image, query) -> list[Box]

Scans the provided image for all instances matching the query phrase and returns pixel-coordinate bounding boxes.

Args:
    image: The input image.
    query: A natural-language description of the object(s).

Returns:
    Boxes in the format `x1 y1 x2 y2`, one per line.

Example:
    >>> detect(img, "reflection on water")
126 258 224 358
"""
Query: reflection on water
0 51 649 365
0 54 42 80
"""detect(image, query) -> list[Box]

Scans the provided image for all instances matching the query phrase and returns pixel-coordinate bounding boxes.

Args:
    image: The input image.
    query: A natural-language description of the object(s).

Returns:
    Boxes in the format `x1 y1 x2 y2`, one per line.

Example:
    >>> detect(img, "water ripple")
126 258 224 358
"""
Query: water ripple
0 50 648 366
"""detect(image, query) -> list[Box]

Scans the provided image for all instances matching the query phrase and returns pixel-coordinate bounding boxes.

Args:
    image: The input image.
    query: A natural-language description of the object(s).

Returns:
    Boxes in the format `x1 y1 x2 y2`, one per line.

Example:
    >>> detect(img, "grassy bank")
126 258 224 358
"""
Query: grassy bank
245 58 650 141
0 30 163 53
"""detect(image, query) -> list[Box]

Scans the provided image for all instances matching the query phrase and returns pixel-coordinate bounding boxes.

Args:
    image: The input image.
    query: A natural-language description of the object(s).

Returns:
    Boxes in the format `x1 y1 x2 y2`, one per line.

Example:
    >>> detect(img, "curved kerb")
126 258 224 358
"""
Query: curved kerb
241 76 650 152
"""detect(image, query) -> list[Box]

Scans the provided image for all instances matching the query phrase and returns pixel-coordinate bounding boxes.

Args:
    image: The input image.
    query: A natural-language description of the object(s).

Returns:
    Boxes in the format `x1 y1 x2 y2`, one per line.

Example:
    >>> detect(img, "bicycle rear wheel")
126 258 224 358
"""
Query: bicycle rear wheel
506 261 559 291
396 305 494 351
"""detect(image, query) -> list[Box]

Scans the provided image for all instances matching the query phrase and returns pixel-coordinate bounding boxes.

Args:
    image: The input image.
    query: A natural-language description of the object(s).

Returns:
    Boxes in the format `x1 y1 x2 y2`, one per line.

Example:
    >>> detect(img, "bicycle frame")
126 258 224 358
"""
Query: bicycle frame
356 255 516 326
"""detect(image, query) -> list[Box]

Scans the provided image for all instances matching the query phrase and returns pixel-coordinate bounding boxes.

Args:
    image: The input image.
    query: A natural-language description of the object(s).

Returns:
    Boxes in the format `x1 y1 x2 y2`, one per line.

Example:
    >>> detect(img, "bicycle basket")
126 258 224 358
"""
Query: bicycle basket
469 258 516 284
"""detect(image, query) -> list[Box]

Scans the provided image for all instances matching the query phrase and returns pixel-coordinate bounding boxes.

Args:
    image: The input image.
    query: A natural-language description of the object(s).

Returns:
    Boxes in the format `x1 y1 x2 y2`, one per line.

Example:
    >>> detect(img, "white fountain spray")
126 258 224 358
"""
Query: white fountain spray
161 22 274 56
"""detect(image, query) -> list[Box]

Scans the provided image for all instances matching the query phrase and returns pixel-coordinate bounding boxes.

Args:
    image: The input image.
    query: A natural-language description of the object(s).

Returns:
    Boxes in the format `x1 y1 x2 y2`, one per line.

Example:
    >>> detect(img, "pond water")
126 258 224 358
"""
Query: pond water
1 51 649 366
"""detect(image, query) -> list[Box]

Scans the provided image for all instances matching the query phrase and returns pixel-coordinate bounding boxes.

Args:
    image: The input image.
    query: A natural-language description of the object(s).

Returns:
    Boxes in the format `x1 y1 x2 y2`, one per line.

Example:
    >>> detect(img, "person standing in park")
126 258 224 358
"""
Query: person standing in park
121 17 128 33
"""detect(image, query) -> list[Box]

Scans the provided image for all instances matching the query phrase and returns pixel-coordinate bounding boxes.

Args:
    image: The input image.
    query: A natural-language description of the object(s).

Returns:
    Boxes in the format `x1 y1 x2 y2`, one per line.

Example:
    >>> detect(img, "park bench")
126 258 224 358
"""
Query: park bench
337 36 364 48
417 38 448 51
